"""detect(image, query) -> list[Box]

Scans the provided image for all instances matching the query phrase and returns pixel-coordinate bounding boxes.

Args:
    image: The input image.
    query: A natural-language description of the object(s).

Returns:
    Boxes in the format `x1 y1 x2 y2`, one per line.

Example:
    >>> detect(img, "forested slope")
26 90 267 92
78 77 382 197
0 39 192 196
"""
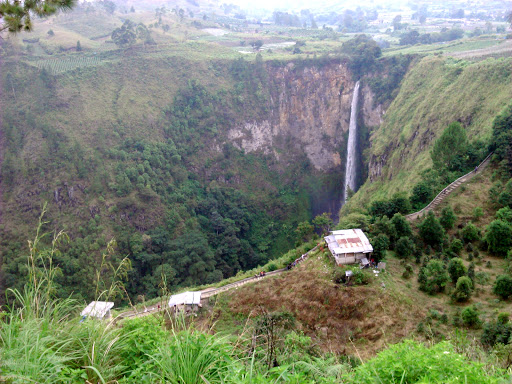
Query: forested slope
0 48 375 302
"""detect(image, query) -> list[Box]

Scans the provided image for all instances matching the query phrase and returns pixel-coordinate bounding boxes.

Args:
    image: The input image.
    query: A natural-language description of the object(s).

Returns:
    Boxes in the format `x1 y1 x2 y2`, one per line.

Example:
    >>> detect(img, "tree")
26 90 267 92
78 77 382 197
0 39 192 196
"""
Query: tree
447 257 467 284
254 310 295 369
295 221 313 243
0 0 75 33
410 181 433 210
391 213 412 239
392 15 402 31
130 6 135 12
499 179 512 208
340 34 381 79
494 275 512 299
111 20 137 47
47 29 55 36
462 222 480 243
491 105 512 174
111 20 153 48
250 40 263 50
431 122 468 172
497 207 512 223
396 237 414 259
371 234 390 262
439 206 457 230
101 0 116 14
485 220 512 256
452 276 472 302
76 40 82 51
312 213 333 235
418 211 445 246
419 259 450 294
461 305 480 327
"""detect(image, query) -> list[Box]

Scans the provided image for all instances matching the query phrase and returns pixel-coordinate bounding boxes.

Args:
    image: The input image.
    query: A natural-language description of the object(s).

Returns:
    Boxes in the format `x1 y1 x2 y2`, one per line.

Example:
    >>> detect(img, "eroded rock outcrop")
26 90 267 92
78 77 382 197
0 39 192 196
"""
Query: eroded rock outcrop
229 63 383 171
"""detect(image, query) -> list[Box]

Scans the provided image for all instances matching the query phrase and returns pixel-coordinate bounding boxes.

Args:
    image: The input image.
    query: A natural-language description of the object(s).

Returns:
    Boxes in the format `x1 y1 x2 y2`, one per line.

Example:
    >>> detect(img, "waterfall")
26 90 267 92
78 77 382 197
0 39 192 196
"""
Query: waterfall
343 81 360 204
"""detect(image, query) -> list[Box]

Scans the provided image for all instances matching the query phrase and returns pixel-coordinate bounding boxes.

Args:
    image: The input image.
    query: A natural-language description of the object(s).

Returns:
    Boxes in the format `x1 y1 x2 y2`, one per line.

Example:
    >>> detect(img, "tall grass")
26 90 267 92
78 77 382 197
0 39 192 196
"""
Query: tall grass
0 205 133 383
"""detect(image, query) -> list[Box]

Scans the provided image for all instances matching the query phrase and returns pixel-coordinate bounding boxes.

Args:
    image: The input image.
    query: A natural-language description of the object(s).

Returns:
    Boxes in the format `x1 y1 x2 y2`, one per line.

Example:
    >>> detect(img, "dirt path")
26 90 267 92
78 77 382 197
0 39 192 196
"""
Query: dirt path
117 245 319 321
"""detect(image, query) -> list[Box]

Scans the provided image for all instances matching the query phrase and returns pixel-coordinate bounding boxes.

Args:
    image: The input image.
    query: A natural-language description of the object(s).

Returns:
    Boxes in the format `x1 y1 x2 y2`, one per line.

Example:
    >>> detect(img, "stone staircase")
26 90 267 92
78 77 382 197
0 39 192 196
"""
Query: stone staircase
405 153 493 222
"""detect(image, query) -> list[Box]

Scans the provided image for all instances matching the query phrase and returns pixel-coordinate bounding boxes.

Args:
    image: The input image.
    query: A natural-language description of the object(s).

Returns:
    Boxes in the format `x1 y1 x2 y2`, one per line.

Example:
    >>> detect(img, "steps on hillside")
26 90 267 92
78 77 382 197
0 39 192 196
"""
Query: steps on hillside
405 153 493 222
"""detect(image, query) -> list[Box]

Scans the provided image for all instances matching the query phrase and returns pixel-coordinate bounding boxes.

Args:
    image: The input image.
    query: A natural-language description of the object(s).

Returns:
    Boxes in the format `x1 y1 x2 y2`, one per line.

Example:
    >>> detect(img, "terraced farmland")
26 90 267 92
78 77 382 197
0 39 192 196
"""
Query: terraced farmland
32 55 104 75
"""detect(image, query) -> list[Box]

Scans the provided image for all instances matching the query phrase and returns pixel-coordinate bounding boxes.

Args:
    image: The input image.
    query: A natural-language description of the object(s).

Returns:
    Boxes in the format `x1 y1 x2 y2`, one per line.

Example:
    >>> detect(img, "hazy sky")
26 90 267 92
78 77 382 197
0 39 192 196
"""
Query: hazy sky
230 0 407 11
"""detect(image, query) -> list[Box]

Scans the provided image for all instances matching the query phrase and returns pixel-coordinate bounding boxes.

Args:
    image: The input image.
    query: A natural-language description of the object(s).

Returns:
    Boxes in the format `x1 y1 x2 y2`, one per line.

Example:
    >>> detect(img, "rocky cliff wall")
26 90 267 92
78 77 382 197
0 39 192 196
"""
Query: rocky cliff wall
228 62 383 172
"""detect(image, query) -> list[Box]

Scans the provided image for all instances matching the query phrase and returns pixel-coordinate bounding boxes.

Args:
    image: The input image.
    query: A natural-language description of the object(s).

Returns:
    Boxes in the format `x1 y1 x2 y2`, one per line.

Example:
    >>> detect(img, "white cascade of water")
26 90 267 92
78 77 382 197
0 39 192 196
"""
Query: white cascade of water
343 81 360 203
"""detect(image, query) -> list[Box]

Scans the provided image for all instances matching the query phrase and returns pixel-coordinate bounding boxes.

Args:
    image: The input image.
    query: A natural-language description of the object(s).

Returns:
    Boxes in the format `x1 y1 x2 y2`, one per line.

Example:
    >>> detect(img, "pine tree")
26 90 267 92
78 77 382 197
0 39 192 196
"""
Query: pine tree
0 0 75 33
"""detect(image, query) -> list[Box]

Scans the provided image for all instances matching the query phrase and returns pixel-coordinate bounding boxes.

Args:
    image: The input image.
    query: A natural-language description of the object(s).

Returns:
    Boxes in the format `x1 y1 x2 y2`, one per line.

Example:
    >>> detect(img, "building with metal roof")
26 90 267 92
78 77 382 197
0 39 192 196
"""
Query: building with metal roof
81 301 114 319
168 291 202 310
324 229 373 265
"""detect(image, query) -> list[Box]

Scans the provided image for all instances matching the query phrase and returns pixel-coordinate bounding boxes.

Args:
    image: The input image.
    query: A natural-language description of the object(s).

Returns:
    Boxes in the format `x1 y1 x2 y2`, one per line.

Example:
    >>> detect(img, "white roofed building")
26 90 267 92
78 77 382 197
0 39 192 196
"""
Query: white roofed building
168 291 202 312
81 301 114 319
324 229 373 265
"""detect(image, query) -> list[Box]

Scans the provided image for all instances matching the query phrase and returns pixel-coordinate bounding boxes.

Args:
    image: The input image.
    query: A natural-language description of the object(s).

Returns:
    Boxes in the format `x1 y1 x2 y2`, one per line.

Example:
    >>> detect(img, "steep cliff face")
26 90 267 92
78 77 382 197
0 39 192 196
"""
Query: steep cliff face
229 62 383 172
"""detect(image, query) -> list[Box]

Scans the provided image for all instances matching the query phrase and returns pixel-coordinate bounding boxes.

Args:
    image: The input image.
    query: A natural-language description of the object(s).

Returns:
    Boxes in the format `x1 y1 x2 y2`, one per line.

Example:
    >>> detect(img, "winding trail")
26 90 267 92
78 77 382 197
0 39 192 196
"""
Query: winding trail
405 153 493 222
117 245 319 321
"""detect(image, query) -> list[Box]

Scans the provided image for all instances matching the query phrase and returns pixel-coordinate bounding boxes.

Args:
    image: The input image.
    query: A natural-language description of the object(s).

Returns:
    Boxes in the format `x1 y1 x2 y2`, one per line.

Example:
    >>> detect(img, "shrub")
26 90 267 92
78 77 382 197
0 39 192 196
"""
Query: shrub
447 258 467 284
462 221 480 243
468 262 475 283
485 220 512 255
449 239 464 255
473 207 484 221
332 269 345 284
348 339 500 384
496 207 512 223
402 264 413 279
475 271 490 286
452 276 473 302
493 275 512 299
419 211 445 246
347 267 371 285
461 305 480 328
370 234 390 262
440 206 457 230
419 259 450 294
267 263 278 272
391 213 412 239
481 319 512 347
498 312 510 325
396 236 415 259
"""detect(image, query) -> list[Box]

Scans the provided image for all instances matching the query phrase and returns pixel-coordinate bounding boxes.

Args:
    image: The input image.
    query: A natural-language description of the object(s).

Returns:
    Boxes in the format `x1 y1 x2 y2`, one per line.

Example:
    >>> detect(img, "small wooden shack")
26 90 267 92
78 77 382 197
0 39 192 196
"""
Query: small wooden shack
168 291 202 313
324 229 373 265
81 301 114 319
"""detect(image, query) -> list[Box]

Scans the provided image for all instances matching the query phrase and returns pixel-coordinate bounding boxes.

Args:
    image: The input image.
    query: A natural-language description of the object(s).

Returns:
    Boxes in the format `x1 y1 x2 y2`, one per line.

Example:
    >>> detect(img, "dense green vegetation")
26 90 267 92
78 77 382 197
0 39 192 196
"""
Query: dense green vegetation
2 227 510 383
0 57 328 302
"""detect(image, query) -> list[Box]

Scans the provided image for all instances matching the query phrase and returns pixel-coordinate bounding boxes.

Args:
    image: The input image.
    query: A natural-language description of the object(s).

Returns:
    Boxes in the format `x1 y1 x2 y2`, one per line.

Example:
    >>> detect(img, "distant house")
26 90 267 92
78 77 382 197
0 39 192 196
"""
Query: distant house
168 291 202 313
81 301 114 319
324 229 373 265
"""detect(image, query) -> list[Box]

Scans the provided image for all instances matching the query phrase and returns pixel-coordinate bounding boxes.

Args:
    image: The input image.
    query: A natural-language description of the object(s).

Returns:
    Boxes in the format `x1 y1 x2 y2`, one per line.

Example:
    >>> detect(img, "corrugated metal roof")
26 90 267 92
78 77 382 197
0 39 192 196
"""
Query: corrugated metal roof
168 291 202 307
81 301 114 318
324 229 373 255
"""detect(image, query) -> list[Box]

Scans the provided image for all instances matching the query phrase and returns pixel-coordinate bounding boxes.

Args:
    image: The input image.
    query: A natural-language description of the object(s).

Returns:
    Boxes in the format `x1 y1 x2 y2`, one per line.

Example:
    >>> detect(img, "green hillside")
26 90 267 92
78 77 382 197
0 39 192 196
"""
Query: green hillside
347 55 512 211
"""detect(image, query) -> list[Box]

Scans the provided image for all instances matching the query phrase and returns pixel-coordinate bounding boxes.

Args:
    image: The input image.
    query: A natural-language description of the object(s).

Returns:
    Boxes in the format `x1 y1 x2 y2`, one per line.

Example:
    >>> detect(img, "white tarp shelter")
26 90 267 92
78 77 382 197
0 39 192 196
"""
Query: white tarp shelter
324 229 373 265
81 301 114 319
168 291 202 308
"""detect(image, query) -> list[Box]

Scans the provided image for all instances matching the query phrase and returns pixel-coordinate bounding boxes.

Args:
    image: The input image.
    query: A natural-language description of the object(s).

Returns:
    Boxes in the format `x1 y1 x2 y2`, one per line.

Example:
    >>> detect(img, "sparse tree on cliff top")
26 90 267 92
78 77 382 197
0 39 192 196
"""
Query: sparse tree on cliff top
0 0 76 33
